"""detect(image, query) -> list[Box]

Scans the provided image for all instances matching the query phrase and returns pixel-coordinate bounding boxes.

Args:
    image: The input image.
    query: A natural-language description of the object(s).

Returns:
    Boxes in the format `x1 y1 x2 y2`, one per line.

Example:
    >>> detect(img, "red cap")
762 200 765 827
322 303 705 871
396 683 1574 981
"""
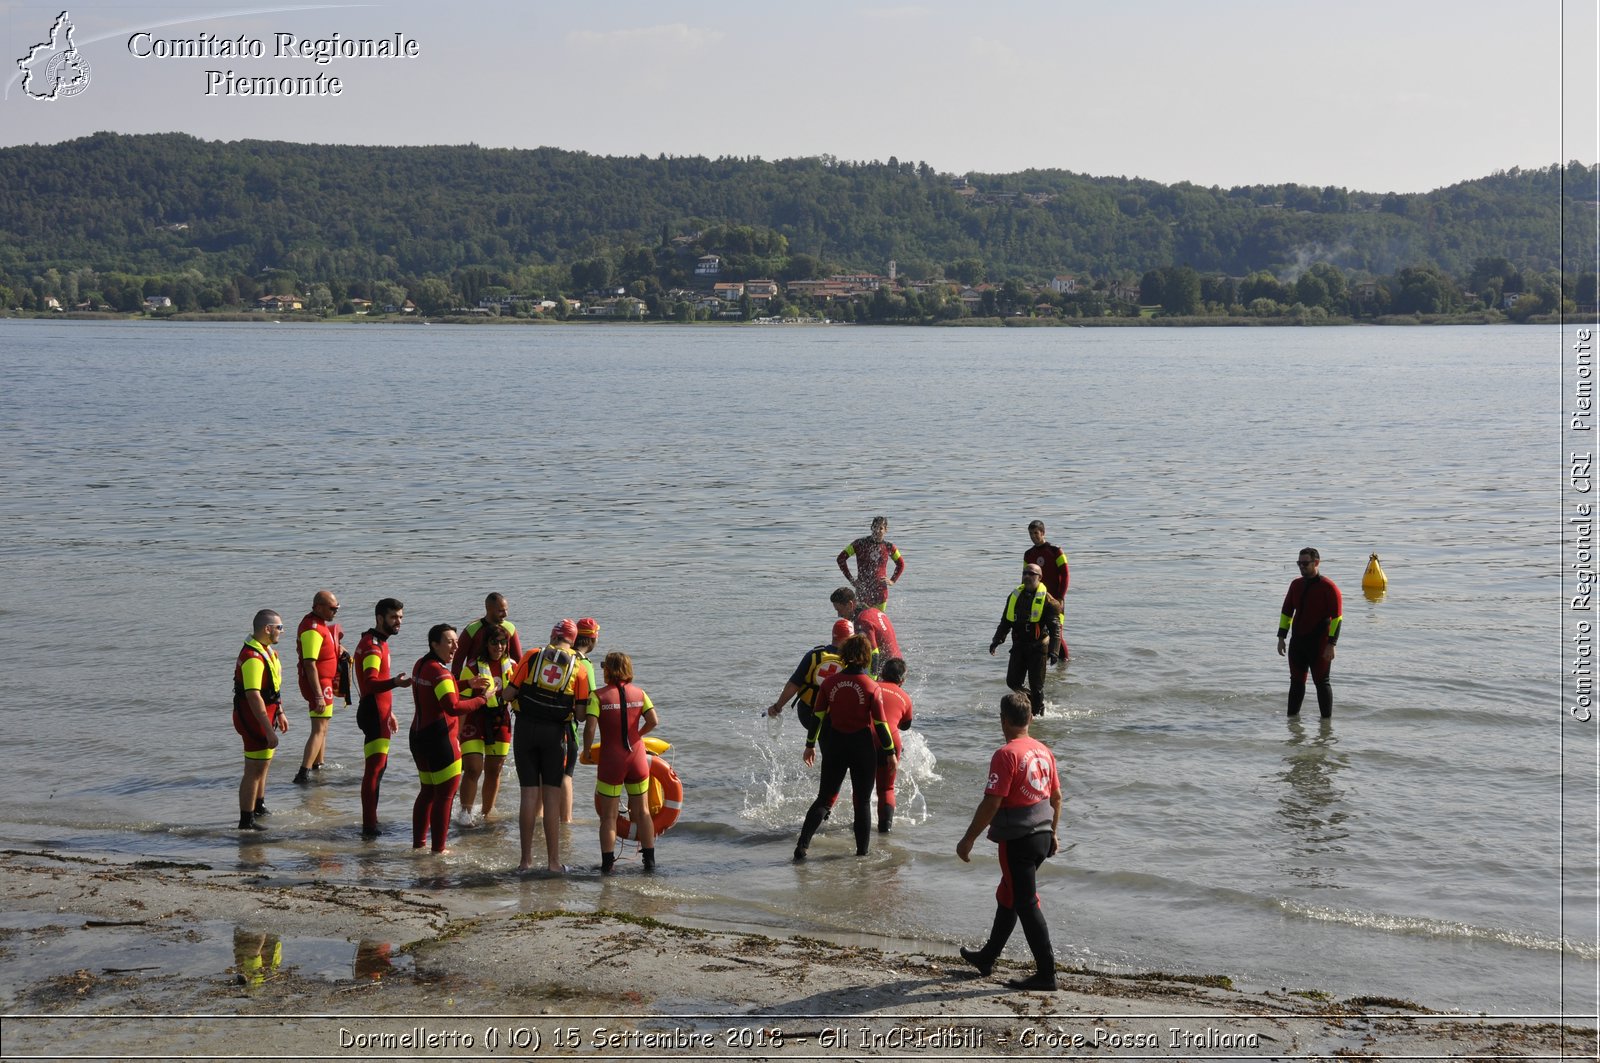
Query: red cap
551 619 578 643
831 619 854 643
576 617 599 639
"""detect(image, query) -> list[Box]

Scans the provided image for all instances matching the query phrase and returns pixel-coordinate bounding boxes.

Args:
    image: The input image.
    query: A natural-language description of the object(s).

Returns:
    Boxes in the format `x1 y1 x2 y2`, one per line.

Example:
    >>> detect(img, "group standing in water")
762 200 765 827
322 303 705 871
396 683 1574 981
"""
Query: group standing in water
230 513 1344 994
230 589 664 875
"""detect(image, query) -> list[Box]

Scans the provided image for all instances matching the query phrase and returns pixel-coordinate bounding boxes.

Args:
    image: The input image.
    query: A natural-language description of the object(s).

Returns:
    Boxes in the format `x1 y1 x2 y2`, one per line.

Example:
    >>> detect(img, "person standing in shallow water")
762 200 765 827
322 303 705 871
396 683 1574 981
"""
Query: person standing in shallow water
234 609 289 830
455 622 513 827
956 690 1061 992
837 515 906 610
354 598 412 838
583 651 660 874
408 623 490 854
294 589 345 784
1023 519 1070 660
1277 546 1343 719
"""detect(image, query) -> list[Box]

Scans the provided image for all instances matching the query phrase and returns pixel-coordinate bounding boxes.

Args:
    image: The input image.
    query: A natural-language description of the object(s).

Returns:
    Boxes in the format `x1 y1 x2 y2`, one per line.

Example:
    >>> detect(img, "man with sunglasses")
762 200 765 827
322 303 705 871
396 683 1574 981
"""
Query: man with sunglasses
294 588 346 784
990 564 1062 717
1277 547 1343 718
234 609 289 829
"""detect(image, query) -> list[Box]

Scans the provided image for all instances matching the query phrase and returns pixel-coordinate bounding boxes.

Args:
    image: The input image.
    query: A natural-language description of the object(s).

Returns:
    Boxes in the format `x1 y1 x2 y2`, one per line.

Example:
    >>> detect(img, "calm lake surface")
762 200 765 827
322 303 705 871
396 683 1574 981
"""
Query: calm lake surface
0 318 1589 1014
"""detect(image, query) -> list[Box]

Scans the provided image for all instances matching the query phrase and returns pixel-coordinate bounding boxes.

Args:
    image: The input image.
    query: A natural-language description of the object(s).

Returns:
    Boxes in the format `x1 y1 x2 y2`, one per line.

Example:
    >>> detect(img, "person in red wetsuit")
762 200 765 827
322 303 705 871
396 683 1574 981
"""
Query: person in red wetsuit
837 516 906 609
582 651 661 875
874 656 914 833
456 622 514 826
452 592 523 679
794 634 898 860
408 623 490 853
293 589 346 785
957 690 1062 992
830 586 900 677
234 609 289 830
1024 519 1070 661
1277 546 1343 718
354 598 413 838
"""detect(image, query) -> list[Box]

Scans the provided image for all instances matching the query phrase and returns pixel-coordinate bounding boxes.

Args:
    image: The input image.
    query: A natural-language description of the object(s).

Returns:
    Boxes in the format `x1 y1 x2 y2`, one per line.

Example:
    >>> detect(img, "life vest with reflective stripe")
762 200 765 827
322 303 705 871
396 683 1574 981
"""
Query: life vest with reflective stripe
1006 586 1047 624
469 656 516 709
233 639 282 713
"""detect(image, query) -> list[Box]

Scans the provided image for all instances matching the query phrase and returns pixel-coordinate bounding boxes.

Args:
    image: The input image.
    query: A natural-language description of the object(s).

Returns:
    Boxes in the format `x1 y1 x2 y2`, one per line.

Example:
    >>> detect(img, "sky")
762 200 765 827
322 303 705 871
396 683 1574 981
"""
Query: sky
0 0 1595 194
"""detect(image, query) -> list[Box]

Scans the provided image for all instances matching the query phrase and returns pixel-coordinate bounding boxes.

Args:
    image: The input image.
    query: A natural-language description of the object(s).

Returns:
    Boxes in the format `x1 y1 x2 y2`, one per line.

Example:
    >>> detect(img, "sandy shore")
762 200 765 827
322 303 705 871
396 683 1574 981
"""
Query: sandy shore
0 849 1590 1060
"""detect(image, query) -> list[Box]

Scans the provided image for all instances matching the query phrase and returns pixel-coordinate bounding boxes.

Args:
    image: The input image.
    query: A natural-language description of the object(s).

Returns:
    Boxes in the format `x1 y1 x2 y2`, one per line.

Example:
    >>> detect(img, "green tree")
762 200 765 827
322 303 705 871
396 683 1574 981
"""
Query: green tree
1161 267 1201 315
1293 272 1329 312
950 258 984 286
410 278 455 315
1139 269 1166 308
1391 266 1460 314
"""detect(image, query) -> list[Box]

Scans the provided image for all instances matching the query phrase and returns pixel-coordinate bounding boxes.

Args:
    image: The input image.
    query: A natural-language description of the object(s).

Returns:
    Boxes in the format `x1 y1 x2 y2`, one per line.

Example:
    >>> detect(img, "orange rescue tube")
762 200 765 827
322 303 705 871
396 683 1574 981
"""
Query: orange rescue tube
619 753 682 840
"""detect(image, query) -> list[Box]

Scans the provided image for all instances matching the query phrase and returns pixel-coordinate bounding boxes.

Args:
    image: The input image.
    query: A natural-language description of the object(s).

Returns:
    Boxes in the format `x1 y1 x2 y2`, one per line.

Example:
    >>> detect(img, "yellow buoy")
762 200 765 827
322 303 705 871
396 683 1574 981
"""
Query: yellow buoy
1362 552 1387 600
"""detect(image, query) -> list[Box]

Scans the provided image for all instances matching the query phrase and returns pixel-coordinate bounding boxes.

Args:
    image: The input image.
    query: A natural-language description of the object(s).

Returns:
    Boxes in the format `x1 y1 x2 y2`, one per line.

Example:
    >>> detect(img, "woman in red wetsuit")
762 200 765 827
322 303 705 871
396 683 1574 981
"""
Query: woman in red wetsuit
794 634 897 860
582 651 660 874
408 623 489 853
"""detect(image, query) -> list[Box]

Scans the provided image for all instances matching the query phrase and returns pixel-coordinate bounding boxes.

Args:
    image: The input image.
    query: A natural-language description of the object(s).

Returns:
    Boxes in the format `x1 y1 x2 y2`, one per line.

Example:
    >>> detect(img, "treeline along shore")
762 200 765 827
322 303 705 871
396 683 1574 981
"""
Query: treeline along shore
1 133 1592 325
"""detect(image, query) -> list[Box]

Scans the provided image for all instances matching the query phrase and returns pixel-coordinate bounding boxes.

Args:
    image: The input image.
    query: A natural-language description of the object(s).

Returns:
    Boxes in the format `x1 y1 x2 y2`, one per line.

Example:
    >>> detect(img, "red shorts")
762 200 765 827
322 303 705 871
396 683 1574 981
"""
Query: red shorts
234 704 282 759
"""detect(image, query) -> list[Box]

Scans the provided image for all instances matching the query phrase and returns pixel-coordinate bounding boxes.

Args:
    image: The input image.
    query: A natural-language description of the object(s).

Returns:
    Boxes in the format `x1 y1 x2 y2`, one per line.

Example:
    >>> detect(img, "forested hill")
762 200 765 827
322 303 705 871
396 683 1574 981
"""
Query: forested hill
0 131 1589 284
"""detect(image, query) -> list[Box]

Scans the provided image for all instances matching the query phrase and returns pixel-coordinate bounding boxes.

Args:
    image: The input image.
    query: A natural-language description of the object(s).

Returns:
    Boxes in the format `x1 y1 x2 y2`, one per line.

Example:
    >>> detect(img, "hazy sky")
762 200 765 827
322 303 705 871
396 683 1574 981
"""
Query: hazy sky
2 0 1595 193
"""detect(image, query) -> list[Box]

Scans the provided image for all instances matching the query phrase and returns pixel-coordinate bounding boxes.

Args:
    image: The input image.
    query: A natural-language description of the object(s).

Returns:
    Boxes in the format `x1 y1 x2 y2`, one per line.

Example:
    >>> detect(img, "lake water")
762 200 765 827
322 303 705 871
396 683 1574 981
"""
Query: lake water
0 317 1591 1015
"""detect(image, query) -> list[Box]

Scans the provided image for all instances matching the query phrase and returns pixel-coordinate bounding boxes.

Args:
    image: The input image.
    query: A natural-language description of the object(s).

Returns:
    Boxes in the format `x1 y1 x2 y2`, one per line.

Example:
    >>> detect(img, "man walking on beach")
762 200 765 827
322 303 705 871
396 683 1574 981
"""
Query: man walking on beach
1024 519 1070 661
837 516 906 610
294 589 345 784
234 609 289 830
956 690 1061 991
990 564 1062 717
1277 547 1343 718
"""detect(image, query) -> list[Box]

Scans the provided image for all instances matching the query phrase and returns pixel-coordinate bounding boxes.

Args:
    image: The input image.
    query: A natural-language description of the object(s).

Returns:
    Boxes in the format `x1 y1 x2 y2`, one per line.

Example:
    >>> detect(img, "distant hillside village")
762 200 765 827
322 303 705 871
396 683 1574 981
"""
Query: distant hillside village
25 245 1584 324
4 135 1590 325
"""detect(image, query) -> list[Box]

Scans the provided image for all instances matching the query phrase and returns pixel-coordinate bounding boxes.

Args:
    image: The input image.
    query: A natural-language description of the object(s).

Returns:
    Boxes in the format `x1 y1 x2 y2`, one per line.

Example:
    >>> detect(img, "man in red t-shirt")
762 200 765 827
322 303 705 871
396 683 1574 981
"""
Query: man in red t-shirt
956 690 1062 992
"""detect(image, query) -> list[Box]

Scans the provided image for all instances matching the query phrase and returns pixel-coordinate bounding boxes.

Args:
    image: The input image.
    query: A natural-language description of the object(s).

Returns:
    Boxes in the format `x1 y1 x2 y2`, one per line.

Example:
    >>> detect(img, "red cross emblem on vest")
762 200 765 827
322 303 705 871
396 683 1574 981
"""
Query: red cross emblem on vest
816 661 841 684
542 663 562 685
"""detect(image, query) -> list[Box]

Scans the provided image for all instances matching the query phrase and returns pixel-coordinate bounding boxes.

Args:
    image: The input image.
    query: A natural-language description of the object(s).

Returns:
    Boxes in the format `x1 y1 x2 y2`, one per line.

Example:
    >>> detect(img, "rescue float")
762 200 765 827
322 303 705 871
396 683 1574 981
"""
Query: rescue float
1362 552 1388 601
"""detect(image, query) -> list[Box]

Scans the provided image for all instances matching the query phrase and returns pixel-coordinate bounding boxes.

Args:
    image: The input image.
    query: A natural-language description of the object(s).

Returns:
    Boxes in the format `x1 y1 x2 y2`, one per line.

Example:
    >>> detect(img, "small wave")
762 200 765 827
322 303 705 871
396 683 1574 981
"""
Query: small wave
1278 899 1598 958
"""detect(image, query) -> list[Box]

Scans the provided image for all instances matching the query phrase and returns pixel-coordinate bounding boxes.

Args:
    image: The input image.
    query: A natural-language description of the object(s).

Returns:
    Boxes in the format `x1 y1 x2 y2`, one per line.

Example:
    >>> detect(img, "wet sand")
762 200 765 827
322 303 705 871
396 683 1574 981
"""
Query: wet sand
0 849 1590 1060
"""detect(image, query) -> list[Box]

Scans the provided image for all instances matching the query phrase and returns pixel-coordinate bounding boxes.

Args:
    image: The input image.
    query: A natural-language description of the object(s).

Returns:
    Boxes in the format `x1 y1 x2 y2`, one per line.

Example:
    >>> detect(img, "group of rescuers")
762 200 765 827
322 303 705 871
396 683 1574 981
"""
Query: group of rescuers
231 517 1341 992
